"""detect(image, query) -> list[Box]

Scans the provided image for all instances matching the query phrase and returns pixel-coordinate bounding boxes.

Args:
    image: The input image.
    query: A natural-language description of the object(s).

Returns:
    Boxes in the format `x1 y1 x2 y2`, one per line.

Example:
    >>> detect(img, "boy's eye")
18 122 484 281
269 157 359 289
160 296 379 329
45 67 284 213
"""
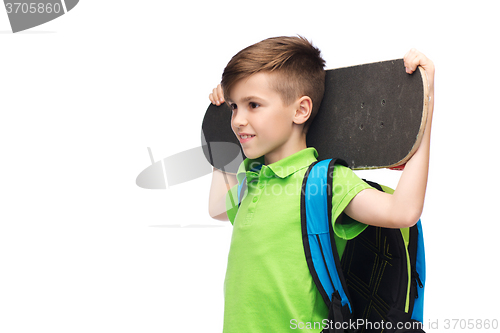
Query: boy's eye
229 103 237 110
249 102 260 109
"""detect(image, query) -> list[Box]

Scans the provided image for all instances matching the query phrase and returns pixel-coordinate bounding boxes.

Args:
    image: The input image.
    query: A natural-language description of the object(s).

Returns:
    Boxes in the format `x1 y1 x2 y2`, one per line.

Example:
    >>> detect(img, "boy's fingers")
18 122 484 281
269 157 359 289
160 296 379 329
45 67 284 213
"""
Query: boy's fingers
208 84 225 106
209 93 219 105
210 87 221 105
404 49 420 74
216 84 225 104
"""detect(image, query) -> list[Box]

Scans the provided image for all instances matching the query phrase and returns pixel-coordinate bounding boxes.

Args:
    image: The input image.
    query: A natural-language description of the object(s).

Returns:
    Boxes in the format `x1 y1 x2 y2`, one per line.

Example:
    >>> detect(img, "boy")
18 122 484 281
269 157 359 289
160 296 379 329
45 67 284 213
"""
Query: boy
208 36 434 332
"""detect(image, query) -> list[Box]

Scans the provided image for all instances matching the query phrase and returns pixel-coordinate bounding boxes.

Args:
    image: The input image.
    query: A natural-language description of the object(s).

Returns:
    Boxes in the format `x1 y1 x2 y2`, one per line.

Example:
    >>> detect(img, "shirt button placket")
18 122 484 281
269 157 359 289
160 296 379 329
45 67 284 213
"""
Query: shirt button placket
245 178 259 225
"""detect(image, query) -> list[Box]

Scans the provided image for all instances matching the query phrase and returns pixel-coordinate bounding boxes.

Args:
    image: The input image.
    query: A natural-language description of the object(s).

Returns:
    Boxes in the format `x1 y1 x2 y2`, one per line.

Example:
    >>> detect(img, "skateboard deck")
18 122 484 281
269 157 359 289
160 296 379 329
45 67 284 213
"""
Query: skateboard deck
201 58 428 174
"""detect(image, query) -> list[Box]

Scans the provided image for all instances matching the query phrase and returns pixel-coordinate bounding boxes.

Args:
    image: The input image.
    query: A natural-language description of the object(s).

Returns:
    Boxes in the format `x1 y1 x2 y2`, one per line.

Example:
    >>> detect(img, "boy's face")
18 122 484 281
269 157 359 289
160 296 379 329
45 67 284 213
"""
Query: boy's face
226 72 301 165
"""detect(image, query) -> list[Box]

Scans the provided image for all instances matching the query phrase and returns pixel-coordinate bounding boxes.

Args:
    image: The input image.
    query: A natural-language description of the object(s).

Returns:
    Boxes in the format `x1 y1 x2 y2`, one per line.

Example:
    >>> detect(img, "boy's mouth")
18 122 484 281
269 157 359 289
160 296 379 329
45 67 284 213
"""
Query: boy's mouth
239 133 255 143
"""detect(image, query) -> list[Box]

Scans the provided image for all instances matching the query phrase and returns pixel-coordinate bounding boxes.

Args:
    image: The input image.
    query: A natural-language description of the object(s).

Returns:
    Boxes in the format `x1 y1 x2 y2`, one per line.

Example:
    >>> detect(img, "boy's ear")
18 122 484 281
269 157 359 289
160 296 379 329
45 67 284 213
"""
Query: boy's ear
293 96 313 125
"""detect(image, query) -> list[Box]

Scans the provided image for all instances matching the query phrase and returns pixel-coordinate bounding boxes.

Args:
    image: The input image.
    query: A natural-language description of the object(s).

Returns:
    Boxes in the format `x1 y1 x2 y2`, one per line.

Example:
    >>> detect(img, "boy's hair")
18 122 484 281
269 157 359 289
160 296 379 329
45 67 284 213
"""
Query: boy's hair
221 36 326 133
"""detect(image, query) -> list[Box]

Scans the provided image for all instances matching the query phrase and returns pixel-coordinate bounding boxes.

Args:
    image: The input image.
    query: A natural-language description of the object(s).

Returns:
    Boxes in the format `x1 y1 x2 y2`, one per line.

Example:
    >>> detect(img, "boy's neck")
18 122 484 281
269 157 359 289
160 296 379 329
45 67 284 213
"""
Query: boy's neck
264 134 308 165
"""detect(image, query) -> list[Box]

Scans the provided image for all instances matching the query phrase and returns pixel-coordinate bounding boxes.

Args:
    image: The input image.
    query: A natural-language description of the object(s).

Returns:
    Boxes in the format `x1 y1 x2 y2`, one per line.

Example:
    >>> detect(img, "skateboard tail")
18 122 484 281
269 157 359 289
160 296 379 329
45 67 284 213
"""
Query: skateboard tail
385 65 430 170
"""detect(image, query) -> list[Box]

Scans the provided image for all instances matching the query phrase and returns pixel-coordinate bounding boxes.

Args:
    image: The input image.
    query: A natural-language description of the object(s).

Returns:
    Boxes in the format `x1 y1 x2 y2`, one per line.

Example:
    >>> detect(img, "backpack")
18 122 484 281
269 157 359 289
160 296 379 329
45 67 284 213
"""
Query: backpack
301 159 426 333
237 158 426 333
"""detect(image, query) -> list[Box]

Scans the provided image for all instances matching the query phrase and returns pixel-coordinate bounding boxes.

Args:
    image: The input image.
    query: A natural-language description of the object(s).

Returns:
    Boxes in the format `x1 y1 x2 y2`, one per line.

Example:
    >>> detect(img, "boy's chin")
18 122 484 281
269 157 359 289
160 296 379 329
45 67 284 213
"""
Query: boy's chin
242 149 264 161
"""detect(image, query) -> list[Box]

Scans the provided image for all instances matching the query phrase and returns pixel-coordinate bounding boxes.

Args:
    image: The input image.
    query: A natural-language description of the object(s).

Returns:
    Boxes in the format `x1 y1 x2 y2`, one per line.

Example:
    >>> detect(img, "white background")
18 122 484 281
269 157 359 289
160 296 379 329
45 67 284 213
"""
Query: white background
1 1 499 332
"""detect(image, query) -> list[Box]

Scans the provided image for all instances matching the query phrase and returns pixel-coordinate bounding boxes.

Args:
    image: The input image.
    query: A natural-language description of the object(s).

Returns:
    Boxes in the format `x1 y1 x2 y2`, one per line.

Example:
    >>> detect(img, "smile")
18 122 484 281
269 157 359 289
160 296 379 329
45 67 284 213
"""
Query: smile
239 134 255 143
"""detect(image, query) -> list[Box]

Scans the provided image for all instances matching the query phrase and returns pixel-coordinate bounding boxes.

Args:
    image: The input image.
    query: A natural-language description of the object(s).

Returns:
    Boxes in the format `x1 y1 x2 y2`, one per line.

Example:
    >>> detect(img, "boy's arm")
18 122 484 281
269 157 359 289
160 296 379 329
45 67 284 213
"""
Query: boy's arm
208 84 238 221
209 167 238 221
344 49 435 228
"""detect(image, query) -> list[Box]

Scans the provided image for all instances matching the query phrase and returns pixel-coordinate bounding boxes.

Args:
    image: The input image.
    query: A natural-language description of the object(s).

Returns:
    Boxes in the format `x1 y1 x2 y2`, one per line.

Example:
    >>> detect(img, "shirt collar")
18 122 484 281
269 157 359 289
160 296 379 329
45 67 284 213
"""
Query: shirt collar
236 147 318 183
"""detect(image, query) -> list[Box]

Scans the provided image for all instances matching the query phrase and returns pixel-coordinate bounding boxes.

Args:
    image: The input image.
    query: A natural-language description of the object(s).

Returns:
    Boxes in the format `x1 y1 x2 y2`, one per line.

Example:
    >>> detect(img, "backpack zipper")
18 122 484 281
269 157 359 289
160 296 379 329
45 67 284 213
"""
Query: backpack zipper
412 269 423 298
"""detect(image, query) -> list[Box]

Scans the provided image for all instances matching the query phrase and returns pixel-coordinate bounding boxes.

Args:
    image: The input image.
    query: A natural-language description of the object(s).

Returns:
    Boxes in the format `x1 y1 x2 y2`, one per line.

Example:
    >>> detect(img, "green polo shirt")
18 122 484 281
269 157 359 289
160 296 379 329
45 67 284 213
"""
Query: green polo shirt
224 147 372 332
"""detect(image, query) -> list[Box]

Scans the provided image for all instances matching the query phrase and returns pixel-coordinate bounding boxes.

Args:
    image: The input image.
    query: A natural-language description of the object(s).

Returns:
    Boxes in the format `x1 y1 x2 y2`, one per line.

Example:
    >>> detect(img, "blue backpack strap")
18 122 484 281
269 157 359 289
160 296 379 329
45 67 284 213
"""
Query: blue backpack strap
410 219 426 322
237 178 246 207
301 158 352 324
237 164 262 207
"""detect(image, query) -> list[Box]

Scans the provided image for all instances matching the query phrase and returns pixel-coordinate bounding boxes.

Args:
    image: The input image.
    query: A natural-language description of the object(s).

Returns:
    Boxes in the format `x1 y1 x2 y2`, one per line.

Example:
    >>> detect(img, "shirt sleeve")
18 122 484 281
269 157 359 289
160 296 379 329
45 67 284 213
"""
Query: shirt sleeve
331 165 374 240
225 183 239 225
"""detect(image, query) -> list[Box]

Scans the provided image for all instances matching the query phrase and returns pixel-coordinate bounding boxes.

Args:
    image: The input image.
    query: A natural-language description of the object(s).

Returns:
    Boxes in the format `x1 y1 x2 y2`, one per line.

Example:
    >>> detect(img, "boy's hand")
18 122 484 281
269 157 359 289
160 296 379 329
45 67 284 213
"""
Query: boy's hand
404 48 435 90
209 84 225 106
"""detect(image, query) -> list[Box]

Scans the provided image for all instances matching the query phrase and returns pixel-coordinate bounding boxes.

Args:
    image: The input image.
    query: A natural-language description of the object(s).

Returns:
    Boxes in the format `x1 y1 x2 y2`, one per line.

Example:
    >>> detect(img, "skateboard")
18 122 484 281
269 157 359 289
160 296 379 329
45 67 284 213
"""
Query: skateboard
201 59 429 174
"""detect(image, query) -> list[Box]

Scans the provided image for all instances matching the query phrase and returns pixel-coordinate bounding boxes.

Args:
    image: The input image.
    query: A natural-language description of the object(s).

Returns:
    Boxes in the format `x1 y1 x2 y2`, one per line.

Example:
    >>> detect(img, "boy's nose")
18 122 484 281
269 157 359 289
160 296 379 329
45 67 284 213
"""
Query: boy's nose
232 110 248 128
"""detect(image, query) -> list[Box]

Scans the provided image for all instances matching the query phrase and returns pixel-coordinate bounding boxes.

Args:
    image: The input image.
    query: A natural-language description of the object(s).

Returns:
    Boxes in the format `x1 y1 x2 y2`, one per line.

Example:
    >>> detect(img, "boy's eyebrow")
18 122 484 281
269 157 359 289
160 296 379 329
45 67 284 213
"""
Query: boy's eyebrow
243 96 263 102
229 96 264 104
